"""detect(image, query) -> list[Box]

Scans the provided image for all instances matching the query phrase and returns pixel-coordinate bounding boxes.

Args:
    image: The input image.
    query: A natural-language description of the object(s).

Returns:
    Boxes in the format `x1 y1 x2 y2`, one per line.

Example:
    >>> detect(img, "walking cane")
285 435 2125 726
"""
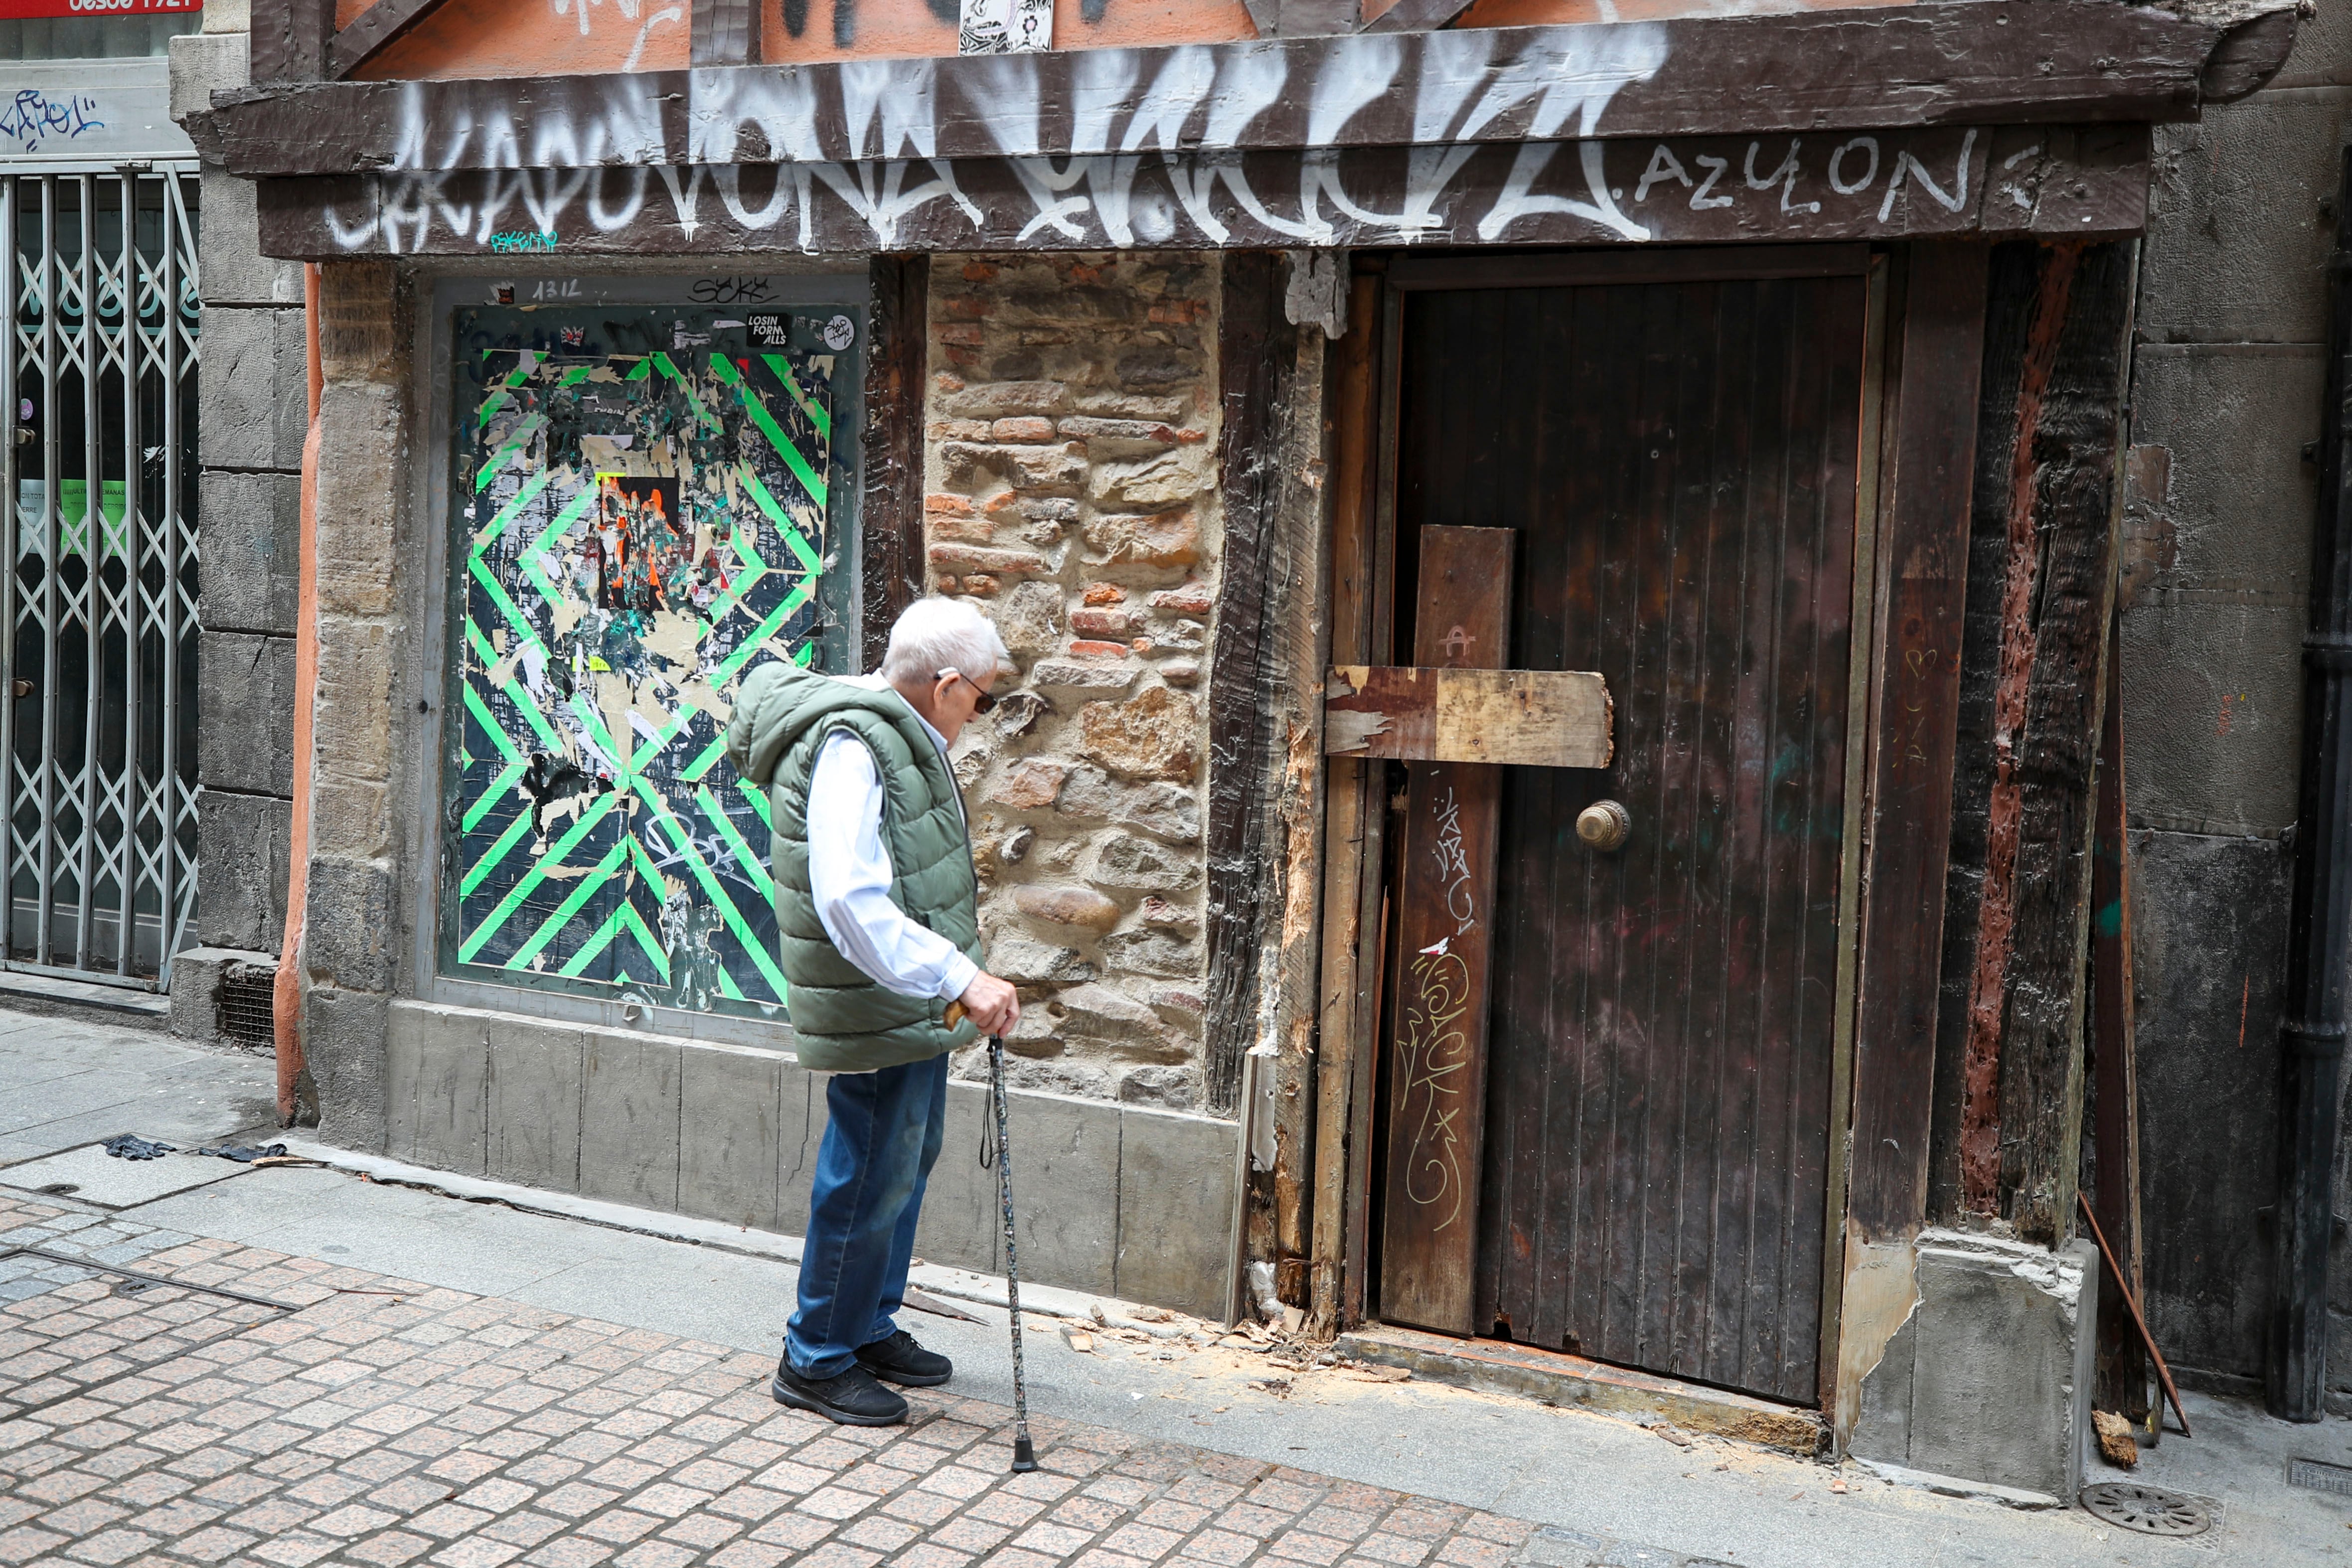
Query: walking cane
952 1002 1039 1473
985 1033 1040 1473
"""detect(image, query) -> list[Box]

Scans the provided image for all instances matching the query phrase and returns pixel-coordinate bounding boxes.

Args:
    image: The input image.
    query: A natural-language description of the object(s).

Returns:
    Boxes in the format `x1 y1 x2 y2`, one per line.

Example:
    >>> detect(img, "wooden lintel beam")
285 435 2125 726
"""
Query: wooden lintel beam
328 0 457 81
213 4 2242 179
692 0 763 68
249 125 2153 260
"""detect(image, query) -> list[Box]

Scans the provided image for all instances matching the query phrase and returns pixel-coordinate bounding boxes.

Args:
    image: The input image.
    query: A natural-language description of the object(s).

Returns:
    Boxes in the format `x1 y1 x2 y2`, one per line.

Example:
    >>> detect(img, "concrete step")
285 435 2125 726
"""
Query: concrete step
1338 1322 1826 1457
0 968 169 1020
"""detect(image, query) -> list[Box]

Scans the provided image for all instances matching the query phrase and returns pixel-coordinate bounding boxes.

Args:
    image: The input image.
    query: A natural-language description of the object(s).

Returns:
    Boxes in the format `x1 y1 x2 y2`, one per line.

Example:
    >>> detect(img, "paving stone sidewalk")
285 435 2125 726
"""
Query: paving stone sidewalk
0 1192 1695 1568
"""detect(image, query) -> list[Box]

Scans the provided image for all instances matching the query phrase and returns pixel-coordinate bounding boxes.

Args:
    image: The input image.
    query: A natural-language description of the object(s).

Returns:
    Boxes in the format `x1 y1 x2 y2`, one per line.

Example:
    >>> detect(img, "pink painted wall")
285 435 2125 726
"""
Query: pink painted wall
340 0 1908 82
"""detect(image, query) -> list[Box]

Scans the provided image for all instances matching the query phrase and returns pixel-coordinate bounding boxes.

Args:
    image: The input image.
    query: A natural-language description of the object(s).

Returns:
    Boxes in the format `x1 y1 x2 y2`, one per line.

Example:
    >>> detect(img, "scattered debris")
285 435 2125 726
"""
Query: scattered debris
1249 1376 1295 1399
903 1287 982 1324
1062 1326 1095 1353
194 1143 289 1163
101 1135 174 1161
1350 1365 1412 1383
1655 1423 1694 1447
1829 1477 1849 1495
1090 1303 1109 1327
1128 1304 1174 1323
2093 1410 2141 1469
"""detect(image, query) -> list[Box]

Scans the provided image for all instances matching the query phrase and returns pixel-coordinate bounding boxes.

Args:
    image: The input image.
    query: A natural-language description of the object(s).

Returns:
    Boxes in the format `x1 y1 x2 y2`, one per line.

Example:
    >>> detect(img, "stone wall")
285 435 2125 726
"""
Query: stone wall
921 253 1225 1113
2119 4 2349 1405
170 25 305 961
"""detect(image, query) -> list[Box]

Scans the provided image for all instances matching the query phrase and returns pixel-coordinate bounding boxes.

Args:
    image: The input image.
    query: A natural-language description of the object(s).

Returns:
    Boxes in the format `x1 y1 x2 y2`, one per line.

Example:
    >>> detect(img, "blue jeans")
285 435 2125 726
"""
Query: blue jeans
785 1052 949 1380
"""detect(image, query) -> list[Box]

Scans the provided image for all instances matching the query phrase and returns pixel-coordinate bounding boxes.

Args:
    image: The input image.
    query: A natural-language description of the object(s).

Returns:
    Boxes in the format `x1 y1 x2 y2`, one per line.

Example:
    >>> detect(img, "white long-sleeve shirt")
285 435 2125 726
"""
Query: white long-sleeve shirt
804 675 979 1002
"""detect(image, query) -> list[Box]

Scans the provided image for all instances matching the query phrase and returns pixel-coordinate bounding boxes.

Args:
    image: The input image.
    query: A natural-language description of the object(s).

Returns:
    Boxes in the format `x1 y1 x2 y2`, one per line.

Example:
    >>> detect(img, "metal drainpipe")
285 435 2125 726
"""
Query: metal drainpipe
2269 144 2352 1421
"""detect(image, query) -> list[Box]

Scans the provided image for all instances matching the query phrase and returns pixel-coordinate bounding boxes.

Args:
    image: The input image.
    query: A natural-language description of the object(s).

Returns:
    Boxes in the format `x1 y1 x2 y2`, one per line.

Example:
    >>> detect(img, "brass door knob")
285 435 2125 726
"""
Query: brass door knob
1576 799 1631 852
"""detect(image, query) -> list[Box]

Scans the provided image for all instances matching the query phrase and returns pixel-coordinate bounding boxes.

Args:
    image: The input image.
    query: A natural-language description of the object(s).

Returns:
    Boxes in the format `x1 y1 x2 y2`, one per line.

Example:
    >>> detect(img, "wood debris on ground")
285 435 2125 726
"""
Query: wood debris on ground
2092 1410 2140 1467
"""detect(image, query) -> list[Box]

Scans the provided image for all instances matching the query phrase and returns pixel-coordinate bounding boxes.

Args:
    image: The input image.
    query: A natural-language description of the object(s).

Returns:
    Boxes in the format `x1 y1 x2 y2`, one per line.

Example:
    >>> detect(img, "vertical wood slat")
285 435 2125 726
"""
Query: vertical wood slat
2089 604 2148 1413
1310 269 1386 1337
1206 252 1293 1119
1847 243 1989 1241
1966 241 2137 1242
252 0 340 84
1376 525 1515 1335
859 256 928 675
691 0 764 68
1344 281 1410 1331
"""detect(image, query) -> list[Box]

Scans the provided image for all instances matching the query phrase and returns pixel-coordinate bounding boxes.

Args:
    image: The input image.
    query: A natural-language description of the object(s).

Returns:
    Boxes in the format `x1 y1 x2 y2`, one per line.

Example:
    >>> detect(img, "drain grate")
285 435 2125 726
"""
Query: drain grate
2289 1457 2352 1496
218 965 276 1051
2080 1482 2212 1537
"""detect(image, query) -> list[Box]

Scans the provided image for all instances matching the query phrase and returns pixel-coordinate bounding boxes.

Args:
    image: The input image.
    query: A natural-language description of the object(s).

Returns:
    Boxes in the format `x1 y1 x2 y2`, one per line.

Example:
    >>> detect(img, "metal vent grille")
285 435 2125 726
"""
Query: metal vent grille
217 965 274 1052
2288 1458 2352 1496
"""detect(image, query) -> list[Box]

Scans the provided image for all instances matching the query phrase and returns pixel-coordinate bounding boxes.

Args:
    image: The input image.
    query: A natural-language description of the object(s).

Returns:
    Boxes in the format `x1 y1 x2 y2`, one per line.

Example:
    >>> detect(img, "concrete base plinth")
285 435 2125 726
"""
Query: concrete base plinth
1848 1228 2098 1501
357 998 1241 1320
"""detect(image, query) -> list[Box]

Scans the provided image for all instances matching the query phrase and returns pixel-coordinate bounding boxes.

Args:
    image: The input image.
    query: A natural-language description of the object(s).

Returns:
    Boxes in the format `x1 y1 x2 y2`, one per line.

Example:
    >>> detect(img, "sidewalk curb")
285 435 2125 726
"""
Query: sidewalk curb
275 1137 1198 1336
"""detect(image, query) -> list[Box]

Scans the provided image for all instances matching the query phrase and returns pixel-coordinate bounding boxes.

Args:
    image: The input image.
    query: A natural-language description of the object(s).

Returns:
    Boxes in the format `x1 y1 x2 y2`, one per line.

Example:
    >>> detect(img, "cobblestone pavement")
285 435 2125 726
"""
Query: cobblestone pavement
0 1193 1628 1568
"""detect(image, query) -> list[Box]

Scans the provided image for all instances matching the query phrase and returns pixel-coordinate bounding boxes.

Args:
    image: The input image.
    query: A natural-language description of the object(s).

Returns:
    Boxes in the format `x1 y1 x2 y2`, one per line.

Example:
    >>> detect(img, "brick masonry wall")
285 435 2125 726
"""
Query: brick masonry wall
922 254 1223 1114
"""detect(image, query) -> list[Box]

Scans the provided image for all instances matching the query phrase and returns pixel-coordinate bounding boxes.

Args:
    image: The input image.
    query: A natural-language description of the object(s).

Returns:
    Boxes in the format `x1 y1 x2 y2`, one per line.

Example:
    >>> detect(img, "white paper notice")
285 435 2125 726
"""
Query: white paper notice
958 0 1052 54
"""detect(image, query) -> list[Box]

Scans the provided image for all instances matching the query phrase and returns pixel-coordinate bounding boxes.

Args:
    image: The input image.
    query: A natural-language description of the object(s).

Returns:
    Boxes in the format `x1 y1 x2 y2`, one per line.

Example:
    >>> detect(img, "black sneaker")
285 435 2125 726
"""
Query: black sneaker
856 1328 954 1388
771 1358 908 1426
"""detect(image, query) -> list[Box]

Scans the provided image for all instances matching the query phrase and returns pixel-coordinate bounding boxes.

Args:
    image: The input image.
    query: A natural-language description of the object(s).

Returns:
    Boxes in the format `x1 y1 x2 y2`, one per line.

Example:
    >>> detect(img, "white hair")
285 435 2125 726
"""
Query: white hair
881 597 1013 687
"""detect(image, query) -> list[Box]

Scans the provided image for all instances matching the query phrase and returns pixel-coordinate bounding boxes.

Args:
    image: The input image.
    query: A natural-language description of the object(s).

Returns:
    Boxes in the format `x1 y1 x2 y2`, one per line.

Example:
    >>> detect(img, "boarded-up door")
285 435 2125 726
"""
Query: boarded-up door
1380 261 1866 1406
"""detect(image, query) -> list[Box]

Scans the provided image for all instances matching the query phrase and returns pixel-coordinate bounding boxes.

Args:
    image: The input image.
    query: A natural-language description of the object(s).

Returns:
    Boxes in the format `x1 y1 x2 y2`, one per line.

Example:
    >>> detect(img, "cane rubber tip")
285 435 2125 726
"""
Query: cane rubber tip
1011 1436 1038 1473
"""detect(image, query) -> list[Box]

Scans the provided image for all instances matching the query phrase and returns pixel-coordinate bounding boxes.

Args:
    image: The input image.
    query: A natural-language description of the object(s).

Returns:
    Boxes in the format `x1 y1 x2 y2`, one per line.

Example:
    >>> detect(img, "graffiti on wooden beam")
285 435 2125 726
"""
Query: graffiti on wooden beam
208 7 2231 182
264 124 2148 257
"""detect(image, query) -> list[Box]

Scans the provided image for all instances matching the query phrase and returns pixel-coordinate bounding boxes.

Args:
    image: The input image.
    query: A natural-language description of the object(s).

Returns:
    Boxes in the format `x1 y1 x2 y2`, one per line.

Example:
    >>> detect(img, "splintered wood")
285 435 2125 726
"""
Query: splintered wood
1323 665 1612 769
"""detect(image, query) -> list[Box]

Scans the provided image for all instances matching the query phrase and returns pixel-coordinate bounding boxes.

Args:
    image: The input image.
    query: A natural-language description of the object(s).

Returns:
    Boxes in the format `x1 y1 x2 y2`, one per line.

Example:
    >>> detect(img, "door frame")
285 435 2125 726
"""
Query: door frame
1307 241 1987 1415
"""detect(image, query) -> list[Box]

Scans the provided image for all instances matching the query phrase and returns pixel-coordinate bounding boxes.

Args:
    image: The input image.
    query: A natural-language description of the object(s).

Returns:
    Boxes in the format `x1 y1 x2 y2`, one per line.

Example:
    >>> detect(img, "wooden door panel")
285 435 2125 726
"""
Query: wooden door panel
1388 271 1864 1405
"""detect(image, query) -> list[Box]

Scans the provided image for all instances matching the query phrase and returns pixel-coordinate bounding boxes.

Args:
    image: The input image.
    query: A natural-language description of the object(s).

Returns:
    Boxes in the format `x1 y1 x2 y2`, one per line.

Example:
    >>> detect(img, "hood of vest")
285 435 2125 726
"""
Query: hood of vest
724 660 925 789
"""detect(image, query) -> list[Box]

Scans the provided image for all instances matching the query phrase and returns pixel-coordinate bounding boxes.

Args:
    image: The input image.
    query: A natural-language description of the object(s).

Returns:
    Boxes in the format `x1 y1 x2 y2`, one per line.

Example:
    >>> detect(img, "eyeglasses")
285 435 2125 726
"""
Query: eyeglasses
941 669 996 714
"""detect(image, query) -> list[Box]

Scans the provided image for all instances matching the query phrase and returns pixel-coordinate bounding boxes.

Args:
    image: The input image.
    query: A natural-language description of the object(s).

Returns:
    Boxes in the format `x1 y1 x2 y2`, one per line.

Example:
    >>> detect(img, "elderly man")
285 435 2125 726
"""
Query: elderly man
726 598 1021 1426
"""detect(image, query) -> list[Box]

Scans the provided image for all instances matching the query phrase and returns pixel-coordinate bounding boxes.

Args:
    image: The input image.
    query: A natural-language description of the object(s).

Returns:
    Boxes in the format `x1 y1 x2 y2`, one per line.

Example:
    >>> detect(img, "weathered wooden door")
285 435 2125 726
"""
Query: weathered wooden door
1378 257 1867 1405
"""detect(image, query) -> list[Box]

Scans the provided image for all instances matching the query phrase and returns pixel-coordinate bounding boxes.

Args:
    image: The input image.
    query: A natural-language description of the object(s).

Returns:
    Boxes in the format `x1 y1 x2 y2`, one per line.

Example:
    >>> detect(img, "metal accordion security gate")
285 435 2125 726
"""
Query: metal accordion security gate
0 170 200 987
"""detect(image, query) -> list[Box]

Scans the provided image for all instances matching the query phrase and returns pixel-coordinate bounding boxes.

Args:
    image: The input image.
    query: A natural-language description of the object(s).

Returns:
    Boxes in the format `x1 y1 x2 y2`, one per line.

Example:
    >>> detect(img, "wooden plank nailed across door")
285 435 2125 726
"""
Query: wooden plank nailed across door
1378 525 1515 1335
1324 666 1613 768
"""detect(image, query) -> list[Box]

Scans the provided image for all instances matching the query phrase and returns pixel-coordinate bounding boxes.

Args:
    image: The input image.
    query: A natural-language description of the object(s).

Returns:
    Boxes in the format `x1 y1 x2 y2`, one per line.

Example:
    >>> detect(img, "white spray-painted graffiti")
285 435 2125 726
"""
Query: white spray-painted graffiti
1397 783 1481 1233
0 91 105 157
314 128 1993 255
239 18 2147 256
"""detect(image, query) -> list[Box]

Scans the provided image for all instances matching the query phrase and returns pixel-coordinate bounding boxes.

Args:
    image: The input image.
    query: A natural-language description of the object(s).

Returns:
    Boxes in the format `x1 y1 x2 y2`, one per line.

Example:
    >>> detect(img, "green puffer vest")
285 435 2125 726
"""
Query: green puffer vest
724 661 981 1072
